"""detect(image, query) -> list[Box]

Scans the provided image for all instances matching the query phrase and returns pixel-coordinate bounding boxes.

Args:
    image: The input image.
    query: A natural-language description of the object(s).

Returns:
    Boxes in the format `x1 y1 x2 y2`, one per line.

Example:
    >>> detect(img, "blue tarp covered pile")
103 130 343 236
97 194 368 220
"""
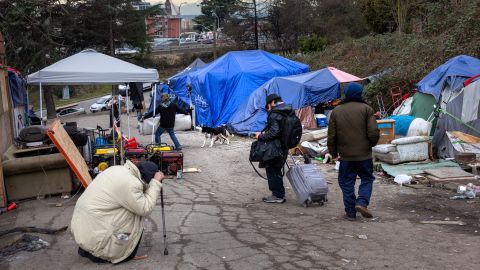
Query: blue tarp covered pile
147 58 207 114
187 50 309 126
416 55 480 101
228 67 361 135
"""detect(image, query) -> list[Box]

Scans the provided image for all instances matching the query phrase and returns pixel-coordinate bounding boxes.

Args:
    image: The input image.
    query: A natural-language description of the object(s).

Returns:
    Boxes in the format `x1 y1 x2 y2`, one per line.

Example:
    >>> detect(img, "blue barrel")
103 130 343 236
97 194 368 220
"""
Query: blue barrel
316 114 327 128
95 137 108 146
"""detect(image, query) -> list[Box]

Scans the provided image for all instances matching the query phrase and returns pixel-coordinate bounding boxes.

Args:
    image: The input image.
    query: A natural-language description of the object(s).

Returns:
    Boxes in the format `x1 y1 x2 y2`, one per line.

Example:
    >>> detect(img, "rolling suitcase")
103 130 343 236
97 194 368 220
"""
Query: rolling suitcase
286 163 328 207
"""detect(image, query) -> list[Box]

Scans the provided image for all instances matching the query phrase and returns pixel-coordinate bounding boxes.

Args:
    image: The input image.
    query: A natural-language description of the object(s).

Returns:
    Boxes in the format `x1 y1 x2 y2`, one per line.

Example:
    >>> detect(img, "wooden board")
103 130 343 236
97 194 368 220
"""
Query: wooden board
424 167 474 179
47 120 92 188
183 168 201 173
0 162 6 207
451 131 480 144
420 220 466 225
427 175 478 182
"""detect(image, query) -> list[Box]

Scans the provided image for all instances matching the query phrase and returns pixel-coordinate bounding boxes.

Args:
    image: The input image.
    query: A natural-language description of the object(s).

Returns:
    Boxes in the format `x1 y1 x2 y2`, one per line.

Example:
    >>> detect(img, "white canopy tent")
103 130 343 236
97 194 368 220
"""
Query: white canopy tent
28 49 158 85
27 49 160 142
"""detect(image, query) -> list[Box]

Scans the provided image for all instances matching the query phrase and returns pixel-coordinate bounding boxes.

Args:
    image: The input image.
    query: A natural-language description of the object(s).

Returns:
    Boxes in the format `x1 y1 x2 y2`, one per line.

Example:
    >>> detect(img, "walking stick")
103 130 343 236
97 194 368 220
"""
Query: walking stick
160 187 168 255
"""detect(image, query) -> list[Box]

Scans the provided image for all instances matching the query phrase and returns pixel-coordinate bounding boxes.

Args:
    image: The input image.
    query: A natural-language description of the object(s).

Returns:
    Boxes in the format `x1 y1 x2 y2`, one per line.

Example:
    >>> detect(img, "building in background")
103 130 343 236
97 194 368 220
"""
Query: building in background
147 15 182 39
180 15 197 32
145 0 193 39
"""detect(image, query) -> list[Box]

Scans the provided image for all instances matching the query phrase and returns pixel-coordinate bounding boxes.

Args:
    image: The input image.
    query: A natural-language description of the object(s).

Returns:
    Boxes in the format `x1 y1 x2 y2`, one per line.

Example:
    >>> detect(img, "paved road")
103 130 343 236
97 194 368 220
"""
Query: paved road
36 91 153 118
1 114 479 269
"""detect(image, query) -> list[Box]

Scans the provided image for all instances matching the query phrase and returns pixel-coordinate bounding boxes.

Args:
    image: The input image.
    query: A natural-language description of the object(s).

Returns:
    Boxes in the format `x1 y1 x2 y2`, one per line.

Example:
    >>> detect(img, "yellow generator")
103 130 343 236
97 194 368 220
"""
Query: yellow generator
92 146 120 174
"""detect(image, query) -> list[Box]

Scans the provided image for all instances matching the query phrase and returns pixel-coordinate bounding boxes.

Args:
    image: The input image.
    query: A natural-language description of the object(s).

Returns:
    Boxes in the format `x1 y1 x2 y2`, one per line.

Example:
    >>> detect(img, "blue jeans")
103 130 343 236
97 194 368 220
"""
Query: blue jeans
338 159 375 217
266 166 285 199
155 127 181 149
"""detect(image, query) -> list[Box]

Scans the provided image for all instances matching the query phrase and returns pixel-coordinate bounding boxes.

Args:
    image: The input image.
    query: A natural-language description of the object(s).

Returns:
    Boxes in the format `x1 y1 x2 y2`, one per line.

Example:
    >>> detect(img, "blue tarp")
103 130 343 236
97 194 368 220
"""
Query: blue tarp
228 68 343 135
386 115 415 136
416 55 480 101
147 58 207 115
187 50 309 126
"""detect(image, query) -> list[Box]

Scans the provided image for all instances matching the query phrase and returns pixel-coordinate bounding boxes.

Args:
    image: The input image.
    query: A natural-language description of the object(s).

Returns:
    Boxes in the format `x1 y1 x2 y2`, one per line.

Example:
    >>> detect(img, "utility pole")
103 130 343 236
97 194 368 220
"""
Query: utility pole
109 1 115 56
253 0 258 49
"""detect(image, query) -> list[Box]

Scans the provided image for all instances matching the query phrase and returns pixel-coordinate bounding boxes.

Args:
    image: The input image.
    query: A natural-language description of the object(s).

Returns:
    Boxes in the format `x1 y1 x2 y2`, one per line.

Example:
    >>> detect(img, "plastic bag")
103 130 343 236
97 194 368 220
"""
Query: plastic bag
394 174 412 185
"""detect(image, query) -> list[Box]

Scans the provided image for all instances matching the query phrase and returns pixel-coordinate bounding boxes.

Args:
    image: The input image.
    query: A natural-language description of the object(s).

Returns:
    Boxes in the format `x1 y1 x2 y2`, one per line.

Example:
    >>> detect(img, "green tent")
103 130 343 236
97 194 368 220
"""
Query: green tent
409 92 437 134
409 92 437 120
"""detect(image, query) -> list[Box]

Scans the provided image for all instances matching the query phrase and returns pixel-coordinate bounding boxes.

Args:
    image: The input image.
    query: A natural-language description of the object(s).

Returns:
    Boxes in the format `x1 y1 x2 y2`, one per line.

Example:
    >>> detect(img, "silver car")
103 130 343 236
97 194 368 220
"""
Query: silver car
90 95 111 113
57 107 86 118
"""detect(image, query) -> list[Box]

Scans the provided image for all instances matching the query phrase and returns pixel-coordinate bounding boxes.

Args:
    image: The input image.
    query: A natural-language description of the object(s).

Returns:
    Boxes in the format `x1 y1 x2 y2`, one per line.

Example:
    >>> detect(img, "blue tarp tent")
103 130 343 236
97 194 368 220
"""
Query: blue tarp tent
228 67 362 135
147 58 207 115
187 50 309 126
416 55 480 101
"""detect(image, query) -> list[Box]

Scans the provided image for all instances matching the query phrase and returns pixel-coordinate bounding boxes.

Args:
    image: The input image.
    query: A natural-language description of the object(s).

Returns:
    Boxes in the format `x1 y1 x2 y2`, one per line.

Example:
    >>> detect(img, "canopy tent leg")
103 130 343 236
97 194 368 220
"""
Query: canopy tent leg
188 86 194 130
118 94 124 165
39 82 43 125
111 93 116 167
152 84 157 144
126 83 131 139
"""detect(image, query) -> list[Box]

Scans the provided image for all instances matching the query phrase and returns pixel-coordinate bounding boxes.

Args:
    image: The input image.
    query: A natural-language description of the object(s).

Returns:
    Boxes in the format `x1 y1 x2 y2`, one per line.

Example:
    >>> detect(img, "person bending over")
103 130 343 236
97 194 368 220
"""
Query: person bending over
71 161 164 264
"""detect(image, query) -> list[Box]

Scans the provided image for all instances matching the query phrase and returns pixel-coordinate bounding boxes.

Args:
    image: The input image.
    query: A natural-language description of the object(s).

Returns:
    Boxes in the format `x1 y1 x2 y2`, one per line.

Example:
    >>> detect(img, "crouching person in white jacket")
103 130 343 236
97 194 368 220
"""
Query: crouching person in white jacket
71 160 164 264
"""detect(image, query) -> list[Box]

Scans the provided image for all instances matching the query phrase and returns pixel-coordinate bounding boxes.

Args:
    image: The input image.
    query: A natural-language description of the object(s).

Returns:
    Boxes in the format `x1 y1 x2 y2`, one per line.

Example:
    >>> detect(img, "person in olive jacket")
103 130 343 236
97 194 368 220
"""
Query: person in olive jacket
327 83 380 220
256 94 293 204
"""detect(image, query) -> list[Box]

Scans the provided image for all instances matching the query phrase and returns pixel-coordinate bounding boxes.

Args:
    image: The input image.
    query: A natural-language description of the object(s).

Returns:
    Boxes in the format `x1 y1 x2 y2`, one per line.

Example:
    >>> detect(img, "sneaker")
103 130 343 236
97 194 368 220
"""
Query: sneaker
355 205 373 218
343 214 357 222
262 196 286 203
176 146 182 151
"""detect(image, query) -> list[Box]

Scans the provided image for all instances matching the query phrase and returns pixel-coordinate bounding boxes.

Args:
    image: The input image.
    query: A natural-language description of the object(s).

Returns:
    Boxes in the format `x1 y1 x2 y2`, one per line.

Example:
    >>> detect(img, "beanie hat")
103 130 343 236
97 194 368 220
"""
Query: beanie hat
137 161 158 184
265 93 282 109
344 82 364 99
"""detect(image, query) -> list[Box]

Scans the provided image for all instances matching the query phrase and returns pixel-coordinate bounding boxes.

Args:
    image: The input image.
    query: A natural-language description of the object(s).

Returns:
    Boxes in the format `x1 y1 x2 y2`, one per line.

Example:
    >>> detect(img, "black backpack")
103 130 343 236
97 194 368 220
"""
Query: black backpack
279 111 302 149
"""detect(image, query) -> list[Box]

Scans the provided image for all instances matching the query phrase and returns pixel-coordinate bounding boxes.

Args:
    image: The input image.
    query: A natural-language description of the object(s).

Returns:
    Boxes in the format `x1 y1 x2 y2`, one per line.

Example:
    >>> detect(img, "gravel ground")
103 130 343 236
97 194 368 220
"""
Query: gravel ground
1 113 479 270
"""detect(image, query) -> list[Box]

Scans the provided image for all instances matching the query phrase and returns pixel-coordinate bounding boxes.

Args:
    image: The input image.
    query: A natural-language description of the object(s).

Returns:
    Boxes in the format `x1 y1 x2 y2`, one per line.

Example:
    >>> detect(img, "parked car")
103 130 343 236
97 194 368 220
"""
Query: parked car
90 95 111 113
57 107 86 118
200 38 214 44
153 39 180 49
115 47 138 55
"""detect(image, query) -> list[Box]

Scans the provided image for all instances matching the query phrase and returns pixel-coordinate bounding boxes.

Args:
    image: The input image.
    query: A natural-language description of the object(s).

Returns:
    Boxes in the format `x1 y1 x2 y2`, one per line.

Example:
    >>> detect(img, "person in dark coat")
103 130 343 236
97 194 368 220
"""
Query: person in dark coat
256 94 292 203
108 96 120 128
141 94 188 150
327 83 380 220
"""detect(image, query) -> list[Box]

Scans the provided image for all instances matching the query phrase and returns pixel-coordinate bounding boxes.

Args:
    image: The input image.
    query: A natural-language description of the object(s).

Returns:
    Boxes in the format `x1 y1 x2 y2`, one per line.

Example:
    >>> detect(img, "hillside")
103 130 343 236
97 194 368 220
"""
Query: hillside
290 0 480 110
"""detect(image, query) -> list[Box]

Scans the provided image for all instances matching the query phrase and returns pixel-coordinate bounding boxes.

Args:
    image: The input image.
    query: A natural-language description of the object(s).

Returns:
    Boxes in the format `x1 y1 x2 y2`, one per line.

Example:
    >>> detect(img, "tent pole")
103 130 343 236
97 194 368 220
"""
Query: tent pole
152 83 157 144
126 83 131 138
111 88 116 167
188 86 194 130
118 94 124 165
39 82 43 125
